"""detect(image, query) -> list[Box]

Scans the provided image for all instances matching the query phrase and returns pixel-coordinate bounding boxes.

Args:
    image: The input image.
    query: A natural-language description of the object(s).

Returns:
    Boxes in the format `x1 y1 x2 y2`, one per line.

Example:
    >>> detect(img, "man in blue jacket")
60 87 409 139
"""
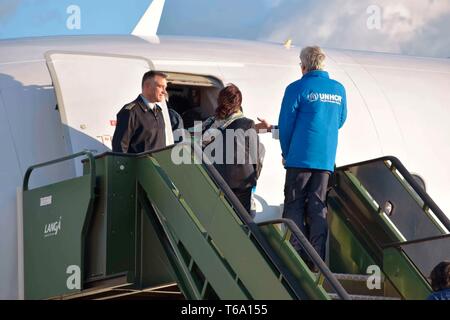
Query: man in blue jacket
278 46 347 266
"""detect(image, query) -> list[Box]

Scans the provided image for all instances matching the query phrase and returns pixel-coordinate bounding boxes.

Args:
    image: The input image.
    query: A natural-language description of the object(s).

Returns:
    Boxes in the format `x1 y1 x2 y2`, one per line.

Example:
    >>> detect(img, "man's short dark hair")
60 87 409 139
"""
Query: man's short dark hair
142 70 168 87
430 261 450 291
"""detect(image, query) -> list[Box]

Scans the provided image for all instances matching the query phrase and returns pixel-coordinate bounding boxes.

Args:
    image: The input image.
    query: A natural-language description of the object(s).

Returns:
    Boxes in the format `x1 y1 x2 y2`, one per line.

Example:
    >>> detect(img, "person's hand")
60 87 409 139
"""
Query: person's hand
282 158 286 166
255 117 272 133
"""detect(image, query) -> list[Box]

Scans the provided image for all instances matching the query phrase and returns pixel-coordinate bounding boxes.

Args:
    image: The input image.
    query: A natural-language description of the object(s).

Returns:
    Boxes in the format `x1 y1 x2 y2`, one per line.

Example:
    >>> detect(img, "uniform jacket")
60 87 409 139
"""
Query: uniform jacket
112 95 166 153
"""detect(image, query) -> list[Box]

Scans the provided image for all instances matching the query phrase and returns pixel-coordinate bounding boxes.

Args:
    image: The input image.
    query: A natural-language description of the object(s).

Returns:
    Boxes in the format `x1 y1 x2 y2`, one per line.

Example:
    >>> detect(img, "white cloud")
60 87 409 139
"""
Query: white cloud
259 0 450 58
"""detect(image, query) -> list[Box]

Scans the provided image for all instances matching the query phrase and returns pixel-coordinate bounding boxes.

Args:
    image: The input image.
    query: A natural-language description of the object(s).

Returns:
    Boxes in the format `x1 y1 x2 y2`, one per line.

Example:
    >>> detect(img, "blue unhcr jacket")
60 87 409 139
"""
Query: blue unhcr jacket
278 70 347 172
427 288 450 300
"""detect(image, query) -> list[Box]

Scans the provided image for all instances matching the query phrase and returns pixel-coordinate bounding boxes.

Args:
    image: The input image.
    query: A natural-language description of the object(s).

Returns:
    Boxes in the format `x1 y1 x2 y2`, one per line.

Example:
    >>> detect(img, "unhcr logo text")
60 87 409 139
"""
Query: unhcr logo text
307 92 342 105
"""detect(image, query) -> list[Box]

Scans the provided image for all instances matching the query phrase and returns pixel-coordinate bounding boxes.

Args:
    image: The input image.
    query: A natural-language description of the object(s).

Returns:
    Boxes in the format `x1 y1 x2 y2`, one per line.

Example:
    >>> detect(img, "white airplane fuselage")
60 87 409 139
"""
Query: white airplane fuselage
1 35 449 299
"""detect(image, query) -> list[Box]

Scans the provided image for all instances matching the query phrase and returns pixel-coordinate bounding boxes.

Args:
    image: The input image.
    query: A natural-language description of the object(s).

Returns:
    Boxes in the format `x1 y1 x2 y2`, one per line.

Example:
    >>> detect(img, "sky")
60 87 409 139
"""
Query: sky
0 0 449 58
0 0 152 38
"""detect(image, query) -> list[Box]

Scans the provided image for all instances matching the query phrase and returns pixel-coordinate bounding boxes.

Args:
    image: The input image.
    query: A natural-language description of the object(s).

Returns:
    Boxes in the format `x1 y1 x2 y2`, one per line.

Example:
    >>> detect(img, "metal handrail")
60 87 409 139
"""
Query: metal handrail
121 143 312 299
196 152 315 299
258 218 351 300
198 155 350 299
23 151 96 199
336 155 450 231
382 233 450 249
381 233 450 290
96 143 349 299
81 144 178 161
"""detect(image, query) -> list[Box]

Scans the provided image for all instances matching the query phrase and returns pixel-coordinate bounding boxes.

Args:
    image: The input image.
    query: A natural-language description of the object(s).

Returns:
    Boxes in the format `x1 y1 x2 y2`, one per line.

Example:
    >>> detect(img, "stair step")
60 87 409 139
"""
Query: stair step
314 272 384 283
328 293 401 300
331 273 383 282
319 272 384 296
316 273 401 299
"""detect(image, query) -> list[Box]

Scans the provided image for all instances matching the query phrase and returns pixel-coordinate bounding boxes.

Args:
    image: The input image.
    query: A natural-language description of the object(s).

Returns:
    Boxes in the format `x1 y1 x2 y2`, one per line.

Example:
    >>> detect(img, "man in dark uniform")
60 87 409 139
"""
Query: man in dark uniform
112 70 168 153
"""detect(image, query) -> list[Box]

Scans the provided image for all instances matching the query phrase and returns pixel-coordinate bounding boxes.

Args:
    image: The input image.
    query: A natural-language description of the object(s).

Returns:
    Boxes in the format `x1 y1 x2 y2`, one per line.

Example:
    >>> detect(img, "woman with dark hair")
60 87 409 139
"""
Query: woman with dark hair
203 84 263 215
427 261 450 300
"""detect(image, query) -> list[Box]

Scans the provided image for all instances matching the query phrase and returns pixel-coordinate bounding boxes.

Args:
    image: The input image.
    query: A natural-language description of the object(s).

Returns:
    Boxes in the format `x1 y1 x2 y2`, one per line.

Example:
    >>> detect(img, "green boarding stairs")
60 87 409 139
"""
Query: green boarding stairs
326 157 450 300
22 144 449 300
22 145 346 300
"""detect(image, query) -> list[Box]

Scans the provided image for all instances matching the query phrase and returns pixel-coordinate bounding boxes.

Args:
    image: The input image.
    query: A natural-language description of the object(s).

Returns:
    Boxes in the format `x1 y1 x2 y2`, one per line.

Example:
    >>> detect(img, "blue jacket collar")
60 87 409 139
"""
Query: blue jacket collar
302 70 329 79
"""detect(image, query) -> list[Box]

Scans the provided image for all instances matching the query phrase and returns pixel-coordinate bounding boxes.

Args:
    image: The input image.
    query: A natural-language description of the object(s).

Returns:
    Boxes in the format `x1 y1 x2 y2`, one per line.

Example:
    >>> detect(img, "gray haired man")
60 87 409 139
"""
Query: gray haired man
278 46 347 268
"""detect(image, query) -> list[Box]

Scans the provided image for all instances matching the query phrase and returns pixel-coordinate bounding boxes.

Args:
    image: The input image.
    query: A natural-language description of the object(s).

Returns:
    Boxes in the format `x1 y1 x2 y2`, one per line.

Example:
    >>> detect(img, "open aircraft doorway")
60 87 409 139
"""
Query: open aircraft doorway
165 72 223 130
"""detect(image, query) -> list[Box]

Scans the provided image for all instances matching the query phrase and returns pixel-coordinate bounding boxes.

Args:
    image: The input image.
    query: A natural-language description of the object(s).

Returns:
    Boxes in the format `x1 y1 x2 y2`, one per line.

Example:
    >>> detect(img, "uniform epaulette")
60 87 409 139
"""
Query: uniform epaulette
124 102 136 110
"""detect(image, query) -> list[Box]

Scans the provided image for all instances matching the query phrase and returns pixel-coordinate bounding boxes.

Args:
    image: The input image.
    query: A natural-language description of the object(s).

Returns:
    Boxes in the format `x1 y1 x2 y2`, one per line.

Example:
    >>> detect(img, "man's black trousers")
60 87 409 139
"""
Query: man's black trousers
282 168 330 262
